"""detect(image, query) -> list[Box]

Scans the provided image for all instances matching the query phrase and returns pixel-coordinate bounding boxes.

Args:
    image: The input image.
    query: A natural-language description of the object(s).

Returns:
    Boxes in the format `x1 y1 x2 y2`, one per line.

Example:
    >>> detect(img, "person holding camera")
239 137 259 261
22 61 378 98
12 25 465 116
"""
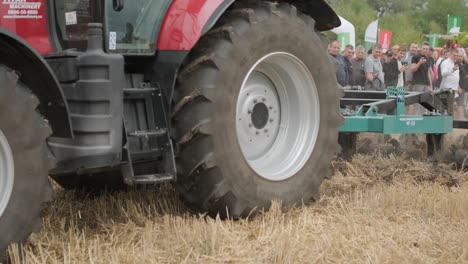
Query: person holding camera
410 43 433 93
410 43 434 114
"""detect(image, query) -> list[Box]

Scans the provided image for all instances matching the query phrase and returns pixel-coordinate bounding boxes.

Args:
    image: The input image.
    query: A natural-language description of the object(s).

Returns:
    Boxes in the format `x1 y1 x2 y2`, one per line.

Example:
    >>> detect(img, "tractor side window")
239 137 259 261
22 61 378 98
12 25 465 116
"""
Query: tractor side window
54 0 103 50
105 0 172 54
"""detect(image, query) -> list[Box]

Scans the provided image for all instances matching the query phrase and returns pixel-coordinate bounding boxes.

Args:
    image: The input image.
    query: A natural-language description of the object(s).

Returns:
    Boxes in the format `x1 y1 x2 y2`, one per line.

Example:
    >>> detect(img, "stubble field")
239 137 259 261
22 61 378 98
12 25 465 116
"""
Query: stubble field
8 133 468 263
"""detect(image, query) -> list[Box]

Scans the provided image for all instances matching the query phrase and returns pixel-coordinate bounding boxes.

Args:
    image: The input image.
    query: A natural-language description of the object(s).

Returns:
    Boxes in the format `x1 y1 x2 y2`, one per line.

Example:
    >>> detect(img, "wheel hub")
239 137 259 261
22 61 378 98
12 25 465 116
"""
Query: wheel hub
237 71 281 161
236 52 320 181
251 102 269 129
0 129 14 217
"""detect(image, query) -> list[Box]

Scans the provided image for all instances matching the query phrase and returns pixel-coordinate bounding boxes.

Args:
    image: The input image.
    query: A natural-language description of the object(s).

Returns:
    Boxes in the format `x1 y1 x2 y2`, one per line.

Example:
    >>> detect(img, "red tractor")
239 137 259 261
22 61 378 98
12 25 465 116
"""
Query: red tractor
0 0 342 258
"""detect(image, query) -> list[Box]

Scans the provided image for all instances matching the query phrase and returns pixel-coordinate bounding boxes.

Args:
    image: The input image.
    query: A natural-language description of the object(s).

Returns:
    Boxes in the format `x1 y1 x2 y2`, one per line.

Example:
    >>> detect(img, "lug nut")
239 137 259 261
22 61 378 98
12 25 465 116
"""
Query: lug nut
248 110 252 114
269 106 273 110
269 119 273 123
256 131 260 135
262 98 266 102
264 129 269 133
254 100 258 104
248 123 253 128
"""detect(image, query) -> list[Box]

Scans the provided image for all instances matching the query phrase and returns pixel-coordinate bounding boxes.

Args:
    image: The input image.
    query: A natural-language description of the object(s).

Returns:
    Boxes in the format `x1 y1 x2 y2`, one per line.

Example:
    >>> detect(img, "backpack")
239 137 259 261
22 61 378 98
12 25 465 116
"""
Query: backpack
434 59 446 88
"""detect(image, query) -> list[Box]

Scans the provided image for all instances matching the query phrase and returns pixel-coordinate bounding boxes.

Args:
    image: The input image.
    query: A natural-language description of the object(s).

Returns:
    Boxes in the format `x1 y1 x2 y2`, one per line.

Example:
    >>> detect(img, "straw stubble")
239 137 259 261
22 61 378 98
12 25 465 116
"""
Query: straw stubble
9 154 468 263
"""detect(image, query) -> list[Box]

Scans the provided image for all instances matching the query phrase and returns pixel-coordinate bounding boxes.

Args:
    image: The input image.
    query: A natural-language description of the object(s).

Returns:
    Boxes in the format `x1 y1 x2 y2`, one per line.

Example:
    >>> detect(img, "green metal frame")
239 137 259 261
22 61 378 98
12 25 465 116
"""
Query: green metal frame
339 87 453 134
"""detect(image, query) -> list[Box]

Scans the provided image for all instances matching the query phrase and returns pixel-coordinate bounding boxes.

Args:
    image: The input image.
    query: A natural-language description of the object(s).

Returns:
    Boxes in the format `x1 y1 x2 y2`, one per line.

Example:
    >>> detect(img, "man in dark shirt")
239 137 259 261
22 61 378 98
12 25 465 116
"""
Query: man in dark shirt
328 40 349 86
410 43 433 93
351 45 366 87
383 50 399 87
342 45 354 85
410 43 433 115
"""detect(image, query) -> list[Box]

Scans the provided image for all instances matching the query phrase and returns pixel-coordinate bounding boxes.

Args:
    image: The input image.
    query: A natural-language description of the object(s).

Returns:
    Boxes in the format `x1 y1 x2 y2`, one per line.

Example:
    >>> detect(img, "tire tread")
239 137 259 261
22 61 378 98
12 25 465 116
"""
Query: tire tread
174 1 342 218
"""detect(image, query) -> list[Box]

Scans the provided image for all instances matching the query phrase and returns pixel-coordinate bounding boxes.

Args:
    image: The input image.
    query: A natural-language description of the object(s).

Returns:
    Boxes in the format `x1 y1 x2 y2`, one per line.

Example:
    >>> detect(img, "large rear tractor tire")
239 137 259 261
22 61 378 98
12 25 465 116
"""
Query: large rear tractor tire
0 66 54 260
172 1 343 218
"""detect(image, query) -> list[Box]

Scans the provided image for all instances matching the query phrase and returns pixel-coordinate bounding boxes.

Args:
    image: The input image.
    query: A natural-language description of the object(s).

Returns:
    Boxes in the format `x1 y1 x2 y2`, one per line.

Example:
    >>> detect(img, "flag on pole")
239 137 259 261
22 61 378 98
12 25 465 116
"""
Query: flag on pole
447 15 462 34
337 32 350 52
378 30 393 52
428 33 440 47
364 19 378 52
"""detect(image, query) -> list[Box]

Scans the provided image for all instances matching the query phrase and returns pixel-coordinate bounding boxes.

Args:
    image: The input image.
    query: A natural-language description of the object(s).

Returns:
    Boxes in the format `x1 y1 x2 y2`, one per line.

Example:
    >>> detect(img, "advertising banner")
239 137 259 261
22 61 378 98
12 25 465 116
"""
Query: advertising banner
331 16 356 52
428 33 440 48
364 19 379 51
378 30 393 52
337 32 350 52
448 15 462 34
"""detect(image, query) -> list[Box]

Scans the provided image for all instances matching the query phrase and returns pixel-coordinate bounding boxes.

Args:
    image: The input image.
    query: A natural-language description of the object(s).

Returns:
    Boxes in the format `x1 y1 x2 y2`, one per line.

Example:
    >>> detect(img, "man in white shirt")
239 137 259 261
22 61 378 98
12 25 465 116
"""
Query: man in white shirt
440 49 463 118
395 47 407 88
436 50 450 69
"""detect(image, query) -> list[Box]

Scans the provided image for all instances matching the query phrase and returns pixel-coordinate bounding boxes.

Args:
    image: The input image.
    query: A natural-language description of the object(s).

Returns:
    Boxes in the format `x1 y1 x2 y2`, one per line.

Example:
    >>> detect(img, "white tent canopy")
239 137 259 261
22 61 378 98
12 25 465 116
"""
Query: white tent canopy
331 16 356 51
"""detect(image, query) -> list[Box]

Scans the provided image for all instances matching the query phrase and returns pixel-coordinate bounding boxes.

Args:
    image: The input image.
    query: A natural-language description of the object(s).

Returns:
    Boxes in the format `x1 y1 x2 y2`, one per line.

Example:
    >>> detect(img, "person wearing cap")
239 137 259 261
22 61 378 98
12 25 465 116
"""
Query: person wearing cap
383 50 400 87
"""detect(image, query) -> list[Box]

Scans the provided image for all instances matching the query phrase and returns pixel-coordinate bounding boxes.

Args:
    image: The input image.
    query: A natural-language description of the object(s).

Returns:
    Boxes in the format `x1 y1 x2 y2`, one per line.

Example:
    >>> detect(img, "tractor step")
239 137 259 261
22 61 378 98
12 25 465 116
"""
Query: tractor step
132 173 174 184
121 140 176 185
123 87 157 94
121 81 177 185
128 129 166 138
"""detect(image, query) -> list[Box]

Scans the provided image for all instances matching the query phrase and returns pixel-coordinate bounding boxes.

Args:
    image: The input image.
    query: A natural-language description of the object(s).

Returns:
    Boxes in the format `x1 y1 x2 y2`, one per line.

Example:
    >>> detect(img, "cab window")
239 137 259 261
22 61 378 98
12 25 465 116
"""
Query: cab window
54 0 103 50
105 0 172 54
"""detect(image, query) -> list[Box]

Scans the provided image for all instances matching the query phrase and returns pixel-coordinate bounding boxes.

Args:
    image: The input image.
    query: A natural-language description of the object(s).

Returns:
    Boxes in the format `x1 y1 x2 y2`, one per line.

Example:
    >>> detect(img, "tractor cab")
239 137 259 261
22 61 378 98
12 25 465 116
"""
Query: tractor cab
53 0 171 54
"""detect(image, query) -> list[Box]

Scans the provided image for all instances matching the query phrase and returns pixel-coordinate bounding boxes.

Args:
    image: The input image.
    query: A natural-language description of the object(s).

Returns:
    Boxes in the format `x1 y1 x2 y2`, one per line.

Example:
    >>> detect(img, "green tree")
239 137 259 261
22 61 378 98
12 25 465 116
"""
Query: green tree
366 0 427 16
327 0 376 46
380 13 424 46
424 0 468 32
327 0 468 47
456 32 468 46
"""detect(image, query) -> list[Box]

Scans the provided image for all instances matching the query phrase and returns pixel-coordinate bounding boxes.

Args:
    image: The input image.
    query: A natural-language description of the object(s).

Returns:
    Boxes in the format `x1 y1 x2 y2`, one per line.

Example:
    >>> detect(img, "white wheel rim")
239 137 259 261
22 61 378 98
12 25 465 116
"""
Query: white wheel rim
0 129 14 216
236 52 320 181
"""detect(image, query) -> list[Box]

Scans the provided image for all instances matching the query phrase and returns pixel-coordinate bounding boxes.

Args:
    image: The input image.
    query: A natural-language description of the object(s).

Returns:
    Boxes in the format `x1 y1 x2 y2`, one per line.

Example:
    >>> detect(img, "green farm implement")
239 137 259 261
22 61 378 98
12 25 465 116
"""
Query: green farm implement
339 86 468 160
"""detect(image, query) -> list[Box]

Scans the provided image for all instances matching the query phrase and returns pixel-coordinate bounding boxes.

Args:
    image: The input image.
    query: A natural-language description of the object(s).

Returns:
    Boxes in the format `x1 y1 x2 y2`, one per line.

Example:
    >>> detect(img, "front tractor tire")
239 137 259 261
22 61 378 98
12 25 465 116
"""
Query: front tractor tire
173 1 342 218
0 66 54 260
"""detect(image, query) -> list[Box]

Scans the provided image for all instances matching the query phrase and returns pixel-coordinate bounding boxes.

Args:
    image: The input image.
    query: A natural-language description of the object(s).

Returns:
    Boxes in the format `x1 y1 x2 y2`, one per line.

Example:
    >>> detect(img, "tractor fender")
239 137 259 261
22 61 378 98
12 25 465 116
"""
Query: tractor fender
154 0 340 122
157 0 340 51
0 28 72 138
279 0 341 31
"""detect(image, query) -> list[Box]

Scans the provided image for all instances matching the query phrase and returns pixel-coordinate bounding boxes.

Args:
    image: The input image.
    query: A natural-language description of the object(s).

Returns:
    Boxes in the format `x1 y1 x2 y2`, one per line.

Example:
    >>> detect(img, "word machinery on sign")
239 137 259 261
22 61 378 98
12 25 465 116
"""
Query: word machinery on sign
2 0 42 19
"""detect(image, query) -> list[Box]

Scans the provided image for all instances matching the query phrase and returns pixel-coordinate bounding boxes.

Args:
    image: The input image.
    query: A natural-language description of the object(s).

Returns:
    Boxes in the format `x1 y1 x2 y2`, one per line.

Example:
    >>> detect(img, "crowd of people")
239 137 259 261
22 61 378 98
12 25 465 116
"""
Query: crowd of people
328 40 468 117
